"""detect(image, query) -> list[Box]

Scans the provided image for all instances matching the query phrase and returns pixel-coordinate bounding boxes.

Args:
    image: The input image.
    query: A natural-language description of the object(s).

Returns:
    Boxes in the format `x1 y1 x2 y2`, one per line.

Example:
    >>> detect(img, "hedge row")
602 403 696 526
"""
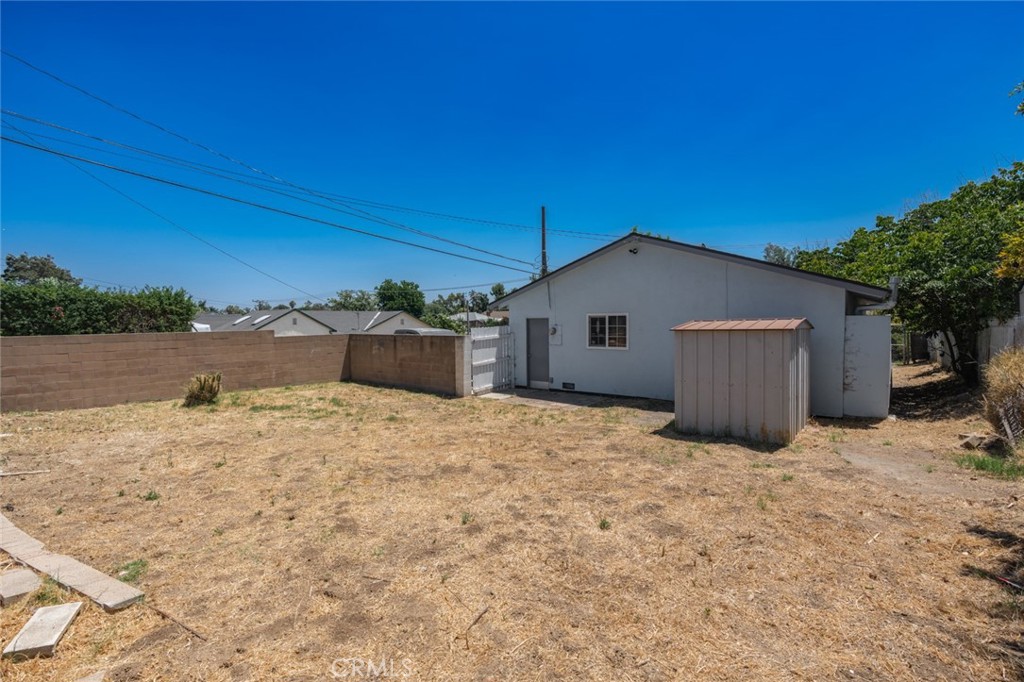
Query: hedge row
0 281 199 336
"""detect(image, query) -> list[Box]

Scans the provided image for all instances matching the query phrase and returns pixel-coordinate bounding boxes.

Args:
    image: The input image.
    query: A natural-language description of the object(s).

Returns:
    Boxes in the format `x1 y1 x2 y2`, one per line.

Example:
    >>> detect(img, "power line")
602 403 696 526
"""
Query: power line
0 52 622 240
2 136 537 274
421 278 531 293
1 121 803 259
0 53 555 259
1 110 537 267
4 123 329 302
0 54 801 258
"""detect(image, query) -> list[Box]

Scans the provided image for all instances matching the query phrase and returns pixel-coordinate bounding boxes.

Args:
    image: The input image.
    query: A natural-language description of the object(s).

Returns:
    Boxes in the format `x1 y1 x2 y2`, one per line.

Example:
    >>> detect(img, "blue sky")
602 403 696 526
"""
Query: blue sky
2 2 1022 309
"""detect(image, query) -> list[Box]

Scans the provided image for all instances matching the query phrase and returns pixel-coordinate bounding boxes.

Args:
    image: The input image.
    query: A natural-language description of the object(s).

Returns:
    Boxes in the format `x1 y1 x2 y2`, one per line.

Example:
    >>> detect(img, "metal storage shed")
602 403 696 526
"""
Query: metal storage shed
672 319 812 444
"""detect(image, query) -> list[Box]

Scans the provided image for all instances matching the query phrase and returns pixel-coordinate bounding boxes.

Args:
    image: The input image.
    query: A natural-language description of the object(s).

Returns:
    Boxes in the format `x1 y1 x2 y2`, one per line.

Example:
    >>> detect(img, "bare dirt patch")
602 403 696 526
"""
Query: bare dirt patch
1 366 1021 680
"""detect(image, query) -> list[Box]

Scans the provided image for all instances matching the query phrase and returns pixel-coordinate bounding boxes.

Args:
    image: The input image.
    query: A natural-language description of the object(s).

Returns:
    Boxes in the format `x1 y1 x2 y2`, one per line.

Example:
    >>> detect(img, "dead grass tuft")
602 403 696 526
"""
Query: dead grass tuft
984 347 1024 447
182 371 222 408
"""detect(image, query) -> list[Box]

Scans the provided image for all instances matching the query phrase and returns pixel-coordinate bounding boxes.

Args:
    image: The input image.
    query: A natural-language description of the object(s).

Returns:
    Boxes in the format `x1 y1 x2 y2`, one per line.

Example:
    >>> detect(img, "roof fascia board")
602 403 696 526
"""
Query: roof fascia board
490 234 888 307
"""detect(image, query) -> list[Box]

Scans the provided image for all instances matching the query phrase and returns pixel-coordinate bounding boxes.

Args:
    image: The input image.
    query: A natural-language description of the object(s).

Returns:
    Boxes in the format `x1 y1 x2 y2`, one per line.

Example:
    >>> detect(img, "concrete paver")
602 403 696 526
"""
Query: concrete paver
0 568 41 606
1 601 83 659
0 513 143 611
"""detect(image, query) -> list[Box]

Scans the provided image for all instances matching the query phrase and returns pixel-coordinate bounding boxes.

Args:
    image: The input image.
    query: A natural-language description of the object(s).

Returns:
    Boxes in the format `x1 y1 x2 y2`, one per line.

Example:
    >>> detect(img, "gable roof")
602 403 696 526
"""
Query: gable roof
490 233 890 307
304 310 406 332
192 309 414 333
193 309 299 332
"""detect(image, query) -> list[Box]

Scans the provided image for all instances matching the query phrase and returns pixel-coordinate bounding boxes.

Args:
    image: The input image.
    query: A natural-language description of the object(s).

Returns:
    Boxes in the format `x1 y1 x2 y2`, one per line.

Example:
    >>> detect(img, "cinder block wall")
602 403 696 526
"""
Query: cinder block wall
0 330 470 412
0 332 351 412
349 334 470 397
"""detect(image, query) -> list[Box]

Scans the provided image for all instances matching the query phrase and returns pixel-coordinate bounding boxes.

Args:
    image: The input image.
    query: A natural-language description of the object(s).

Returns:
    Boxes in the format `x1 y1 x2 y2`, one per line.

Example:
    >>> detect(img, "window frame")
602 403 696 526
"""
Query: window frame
586 313 629 350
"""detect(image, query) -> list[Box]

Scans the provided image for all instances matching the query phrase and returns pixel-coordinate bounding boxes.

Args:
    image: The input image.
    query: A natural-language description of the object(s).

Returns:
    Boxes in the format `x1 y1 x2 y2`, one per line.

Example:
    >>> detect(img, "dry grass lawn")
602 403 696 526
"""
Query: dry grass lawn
1 364 1021 681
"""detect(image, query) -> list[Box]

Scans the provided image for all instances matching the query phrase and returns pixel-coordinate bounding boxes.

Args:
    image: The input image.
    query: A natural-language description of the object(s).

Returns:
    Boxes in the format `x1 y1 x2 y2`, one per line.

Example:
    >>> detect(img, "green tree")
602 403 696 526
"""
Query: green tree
224 304 247 315
328 289 377 311
762 243 802 267
375 279 425 317
421 311 467 334
422 293 460 320
467 290 489 313
490 283 507 301
796 163 1024 385
1012 80 1024 117
2 253 82 286
995 211 1024 279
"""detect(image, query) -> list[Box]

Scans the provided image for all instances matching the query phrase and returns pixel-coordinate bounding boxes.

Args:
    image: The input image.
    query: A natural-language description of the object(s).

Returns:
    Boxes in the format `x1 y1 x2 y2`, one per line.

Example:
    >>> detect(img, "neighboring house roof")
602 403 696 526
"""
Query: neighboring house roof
192 309 416 333
193 309 299 332
490 233 890 308
673 318 813 332
304 310 408 332
448 312 491 324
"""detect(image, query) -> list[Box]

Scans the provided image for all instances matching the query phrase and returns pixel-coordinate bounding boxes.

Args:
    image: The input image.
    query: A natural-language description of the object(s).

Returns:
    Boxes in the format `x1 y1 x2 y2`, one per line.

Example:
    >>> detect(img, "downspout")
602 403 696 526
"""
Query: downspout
855 276 900 314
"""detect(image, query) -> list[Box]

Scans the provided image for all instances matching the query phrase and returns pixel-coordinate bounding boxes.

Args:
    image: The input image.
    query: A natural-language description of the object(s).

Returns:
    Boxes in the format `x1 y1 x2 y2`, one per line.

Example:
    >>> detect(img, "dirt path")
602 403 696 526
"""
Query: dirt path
838 443 1020 503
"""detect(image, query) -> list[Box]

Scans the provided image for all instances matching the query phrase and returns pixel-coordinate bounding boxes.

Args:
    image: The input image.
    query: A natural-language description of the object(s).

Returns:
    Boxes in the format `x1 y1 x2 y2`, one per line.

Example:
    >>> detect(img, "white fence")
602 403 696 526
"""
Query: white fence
932 316 1024 370
470 326 513 394
978 316 1024 365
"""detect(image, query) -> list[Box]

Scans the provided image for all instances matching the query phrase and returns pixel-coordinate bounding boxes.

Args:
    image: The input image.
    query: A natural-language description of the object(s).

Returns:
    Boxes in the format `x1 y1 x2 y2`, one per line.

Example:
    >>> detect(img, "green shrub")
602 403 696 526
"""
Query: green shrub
0 280 198 336
184 372 222 407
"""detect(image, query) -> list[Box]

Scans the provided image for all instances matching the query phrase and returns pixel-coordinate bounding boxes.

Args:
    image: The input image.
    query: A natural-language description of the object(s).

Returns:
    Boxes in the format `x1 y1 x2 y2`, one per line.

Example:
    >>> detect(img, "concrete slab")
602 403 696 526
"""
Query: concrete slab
476 391 513 400
0 568 41 606
0 513 143 611
20 553 143 612
2 601 83 659
0 515 46 558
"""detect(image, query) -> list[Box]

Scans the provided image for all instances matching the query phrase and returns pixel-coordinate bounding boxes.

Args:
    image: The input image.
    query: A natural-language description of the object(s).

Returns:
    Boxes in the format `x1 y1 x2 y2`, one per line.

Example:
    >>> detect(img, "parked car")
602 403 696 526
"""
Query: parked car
394 328 458 336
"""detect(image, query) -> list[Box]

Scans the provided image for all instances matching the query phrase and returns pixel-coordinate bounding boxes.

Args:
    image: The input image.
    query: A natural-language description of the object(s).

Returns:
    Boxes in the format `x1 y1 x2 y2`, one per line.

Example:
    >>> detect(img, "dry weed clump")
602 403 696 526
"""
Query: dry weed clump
983 347 1024 446
182 371 222 407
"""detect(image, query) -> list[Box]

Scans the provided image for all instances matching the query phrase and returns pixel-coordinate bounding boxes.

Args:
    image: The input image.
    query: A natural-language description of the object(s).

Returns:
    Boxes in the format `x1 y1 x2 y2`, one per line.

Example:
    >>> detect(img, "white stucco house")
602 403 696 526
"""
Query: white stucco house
491 234 895 418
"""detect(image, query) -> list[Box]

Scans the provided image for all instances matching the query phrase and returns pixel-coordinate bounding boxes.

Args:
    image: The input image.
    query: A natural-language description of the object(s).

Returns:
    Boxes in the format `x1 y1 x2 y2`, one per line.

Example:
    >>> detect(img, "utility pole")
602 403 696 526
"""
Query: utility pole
540 205 549 277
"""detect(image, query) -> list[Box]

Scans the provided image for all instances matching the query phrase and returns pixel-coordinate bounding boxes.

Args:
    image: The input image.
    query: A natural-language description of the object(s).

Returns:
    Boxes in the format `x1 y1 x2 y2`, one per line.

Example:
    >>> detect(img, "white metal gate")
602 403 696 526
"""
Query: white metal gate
470 326 513 394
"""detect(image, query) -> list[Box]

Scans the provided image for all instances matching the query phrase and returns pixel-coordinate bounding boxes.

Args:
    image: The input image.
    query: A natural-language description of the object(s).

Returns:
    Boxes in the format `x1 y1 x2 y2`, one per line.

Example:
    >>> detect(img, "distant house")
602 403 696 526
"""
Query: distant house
491 233 895 418
487 310 509 322
192 309 427 336
447 312 492 328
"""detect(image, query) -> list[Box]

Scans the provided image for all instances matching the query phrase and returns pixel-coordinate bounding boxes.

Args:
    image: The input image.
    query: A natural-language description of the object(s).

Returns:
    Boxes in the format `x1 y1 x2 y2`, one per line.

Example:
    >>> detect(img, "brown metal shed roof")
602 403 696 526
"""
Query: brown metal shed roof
671 318 813 332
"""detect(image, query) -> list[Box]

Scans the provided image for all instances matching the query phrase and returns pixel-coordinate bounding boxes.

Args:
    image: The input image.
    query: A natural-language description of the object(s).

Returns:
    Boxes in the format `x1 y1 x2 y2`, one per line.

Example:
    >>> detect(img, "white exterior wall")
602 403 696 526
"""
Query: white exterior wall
262 312 333 337
507 241 871 418
842 316 891 418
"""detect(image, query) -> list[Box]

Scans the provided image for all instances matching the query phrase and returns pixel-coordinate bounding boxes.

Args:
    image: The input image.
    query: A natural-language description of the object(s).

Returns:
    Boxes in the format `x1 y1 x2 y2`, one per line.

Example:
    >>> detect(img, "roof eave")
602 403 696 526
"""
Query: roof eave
489 233 890 306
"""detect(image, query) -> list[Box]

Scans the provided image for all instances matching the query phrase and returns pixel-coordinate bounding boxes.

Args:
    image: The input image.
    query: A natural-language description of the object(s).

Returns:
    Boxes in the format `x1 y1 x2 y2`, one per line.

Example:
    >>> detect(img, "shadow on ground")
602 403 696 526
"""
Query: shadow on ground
493 388 674 413
648 421 786 453
961 525 1024 675
890 365 982 421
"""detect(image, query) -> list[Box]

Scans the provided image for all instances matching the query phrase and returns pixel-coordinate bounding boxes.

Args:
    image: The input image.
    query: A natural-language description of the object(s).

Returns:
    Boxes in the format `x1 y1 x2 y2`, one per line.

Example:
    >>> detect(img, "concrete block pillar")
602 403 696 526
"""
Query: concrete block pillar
455 336 472 397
